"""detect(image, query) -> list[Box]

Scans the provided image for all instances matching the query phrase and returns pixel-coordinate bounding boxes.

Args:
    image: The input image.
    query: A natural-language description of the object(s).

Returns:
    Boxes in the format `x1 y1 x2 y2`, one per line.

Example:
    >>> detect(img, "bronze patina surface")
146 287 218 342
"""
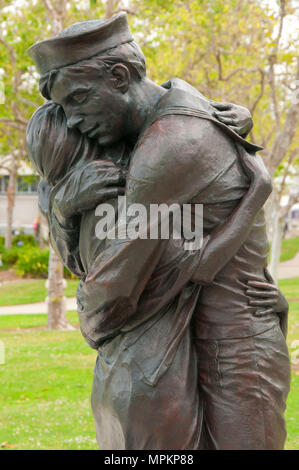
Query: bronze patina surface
27 13 290 450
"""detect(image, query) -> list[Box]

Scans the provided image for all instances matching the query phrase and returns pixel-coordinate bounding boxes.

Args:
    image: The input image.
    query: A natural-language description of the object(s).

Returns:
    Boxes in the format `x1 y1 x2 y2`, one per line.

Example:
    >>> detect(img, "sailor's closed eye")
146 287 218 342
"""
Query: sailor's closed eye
72 93 88 104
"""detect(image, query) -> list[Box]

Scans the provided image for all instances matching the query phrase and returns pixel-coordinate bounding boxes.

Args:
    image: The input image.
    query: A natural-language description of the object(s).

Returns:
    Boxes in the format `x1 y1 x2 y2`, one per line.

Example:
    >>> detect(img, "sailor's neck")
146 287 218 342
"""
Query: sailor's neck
125 78 167 146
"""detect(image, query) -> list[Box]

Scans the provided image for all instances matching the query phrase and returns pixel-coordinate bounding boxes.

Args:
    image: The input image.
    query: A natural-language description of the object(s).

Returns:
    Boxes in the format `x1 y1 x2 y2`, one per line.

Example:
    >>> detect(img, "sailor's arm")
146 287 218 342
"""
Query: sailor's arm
192 144 272 284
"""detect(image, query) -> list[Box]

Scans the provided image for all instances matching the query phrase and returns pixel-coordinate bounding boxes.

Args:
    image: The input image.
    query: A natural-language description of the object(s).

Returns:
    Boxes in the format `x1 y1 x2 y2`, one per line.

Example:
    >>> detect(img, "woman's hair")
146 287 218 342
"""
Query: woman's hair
39 41 146 100
26 101 99 186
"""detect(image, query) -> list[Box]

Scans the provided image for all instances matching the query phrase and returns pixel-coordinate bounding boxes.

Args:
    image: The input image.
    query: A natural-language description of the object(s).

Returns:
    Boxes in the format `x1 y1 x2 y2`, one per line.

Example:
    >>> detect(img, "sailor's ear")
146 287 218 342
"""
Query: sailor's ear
110 64 130 93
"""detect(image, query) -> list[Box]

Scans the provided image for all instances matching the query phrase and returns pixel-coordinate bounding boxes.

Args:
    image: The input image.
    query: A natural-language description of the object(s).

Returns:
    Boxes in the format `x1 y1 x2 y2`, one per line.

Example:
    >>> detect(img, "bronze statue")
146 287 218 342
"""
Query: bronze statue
27 13 290 450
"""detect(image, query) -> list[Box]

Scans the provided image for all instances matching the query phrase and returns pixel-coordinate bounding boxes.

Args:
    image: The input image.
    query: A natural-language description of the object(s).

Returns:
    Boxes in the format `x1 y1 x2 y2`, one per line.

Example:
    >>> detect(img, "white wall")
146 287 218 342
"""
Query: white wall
0 194 39 235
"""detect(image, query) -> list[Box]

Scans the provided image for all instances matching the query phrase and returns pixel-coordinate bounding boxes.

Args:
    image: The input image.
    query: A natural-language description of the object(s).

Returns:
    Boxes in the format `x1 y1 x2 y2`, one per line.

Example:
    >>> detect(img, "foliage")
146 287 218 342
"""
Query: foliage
14 247 76 279
1 246 21 268
15 247 50 278
0 242 77 279
12 234 37 248
0 235 4 253
1 0 298 275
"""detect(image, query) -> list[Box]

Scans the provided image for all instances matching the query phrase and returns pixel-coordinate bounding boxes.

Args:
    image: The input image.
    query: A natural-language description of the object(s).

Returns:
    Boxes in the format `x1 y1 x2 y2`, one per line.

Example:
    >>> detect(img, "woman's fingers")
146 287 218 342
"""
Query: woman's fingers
214 110 237 119
79 186 125 212
211 102 231 111
90 166 126 187
104 170 127 186
94 186 125 199
247 280 278 290
249 298 276 307
215 115 236 126
254 307 275 316
246 289 278 299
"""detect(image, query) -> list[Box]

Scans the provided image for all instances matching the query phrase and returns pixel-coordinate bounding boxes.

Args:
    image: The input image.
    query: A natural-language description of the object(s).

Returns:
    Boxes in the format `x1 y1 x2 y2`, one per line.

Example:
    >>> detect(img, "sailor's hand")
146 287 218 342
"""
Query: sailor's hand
246 279 280 314
264 268 288 338
212 102 253 138
245 271 288 338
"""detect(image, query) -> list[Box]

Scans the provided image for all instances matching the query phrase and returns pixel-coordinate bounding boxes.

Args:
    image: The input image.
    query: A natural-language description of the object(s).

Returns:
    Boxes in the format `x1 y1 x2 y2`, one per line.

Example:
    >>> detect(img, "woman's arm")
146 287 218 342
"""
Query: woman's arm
38 179 84 278
192 144 272 284
52 160 126 221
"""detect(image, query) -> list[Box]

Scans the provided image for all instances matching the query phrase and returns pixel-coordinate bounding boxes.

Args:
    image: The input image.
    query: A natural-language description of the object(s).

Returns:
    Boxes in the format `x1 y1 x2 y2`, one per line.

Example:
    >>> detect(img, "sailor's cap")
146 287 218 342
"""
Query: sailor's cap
28 13 133 75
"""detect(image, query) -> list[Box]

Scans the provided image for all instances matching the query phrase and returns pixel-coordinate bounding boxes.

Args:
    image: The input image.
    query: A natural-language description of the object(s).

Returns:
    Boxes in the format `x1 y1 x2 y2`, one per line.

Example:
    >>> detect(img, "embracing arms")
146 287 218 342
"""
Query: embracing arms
45 108 286 344
192 144 272 285
38 161 126 278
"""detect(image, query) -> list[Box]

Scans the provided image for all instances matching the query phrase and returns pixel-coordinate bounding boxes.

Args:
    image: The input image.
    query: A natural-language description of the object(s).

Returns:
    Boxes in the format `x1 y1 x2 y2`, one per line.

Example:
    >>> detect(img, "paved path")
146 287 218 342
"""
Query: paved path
0 297 76 315
0 254 298 316
278 251 299 280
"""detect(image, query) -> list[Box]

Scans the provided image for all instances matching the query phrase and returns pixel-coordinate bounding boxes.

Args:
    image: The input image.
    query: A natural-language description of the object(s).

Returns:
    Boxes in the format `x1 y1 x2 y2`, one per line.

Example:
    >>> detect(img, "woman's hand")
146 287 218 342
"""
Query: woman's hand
52 160 127 221
246 269 288 338
211 101 253 138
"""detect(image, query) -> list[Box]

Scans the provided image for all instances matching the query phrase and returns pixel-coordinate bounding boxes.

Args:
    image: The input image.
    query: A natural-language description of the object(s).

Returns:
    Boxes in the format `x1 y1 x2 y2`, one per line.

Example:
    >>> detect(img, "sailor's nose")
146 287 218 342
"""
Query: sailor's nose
67 115 84 129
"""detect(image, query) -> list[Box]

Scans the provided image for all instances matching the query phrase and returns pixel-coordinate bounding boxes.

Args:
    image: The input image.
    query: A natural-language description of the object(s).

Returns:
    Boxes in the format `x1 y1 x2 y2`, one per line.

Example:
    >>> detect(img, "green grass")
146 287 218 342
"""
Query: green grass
0 280 79 306
280 237 299 262
278 277 299 300
0 311 78 330
0 325 98 450
0 279 297 450
285 373 299 450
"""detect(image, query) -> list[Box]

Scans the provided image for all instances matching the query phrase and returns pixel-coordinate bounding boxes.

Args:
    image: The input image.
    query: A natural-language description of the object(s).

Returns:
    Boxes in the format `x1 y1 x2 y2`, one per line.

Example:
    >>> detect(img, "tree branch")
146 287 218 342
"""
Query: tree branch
267 0 287 133
0 36 16 66
0 118 26 130
42 0 65 35
113 7 137 16
250 68 265 116
19 97 40 109
278 147 298 196
268 57 299 175
281 189 299 218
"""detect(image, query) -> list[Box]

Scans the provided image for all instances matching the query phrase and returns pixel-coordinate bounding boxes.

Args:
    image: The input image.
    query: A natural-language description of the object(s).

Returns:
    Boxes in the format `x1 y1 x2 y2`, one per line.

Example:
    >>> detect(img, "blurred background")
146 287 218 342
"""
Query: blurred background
0 0 298 450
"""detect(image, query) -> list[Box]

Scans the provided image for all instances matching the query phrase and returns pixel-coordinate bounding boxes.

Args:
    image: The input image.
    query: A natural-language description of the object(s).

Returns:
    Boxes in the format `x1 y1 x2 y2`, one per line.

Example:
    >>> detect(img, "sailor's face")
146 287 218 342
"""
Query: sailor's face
50 67 129 146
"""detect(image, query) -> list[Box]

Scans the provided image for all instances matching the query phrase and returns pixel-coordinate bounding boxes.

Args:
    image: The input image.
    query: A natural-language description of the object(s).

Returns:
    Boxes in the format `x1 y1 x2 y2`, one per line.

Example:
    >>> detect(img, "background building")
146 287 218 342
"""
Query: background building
0 162 39 235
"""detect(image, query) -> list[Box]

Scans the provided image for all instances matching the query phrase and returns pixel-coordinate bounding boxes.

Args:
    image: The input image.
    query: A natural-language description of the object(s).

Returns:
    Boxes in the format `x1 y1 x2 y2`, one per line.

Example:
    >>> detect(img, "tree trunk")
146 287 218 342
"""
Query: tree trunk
105 0 118 19
47 246 74 330
43 0 73 330
5 166 17 249
39 209 49 249
269 200 284 283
